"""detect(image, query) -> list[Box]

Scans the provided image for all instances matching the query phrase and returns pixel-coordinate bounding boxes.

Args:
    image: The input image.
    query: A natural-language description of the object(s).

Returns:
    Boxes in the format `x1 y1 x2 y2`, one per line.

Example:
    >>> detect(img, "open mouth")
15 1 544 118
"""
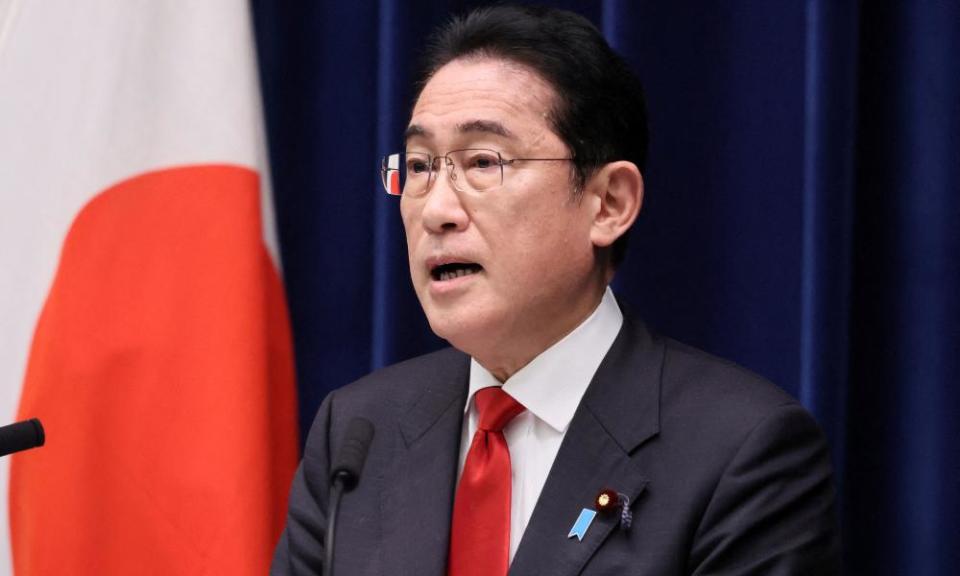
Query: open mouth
431 262 483 281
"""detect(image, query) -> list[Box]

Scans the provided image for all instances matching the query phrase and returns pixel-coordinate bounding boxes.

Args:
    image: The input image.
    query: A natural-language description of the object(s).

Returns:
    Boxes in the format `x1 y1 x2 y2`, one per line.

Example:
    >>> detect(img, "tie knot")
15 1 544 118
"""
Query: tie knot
474 387 525 432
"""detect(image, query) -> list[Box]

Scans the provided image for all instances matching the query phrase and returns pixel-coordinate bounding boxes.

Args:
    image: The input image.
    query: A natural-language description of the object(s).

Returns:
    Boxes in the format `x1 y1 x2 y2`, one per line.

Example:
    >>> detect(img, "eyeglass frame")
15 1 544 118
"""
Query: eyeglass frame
380 148 574 197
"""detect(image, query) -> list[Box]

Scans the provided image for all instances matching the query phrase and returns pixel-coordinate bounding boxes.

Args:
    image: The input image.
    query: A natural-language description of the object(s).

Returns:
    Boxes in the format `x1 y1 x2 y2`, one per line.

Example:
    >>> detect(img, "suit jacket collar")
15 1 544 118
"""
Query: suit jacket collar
383 351 470 576
382 314 663 576
510 315 663 576
582 314 662 453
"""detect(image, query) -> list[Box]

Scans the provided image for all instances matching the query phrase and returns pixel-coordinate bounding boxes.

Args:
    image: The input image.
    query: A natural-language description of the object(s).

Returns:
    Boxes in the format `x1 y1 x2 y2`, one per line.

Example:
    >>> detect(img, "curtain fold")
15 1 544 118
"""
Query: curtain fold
847 2 960 574
799 0 858 500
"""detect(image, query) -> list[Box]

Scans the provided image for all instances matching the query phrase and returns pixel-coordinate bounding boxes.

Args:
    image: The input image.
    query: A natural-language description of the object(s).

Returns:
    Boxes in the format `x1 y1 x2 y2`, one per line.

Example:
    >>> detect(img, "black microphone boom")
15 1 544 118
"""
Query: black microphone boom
325 417 374 576
0 418 45 457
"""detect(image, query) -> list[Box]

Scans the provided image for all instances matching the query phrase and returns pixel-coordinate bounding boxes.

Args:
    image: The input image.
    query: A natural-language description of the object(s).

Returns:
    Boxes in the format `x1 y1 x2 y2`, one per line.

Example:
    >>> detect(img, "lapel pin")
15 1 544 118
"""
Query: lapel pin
567 508 597 541
595 488 633 530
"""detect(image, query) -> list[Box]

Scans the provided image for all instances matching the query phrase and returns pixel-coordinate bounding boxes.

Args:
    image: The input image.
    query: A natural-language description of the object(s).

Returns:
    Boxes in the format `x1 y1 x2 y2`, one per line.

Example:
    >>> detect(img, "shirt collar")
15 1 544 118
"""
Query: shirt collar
466 287 624 433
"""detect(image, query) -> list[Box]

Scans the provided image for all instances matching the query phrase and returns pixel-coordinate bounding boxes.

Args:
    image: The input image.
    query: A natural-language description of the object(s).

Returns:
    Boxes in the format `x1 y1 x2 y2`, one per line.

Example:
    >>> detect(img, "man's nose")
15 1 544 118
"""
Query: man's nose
420 164 469 233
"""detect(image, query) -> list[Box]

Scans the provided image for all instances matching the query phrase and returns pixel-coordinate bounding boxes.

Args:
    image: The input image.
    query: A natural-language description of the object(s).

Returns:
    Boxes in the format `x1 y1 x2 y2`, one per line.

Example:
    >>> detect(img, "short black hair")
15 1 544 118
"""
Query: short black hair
414 4 648 266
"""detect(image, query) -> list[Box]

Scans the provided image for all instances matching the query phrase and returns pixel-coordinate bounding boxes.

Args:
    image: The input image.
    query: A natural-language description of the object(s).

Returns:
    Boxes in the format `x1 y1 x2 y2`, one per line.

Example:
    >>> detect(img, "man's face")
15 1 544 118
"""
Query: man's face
401 58 604 378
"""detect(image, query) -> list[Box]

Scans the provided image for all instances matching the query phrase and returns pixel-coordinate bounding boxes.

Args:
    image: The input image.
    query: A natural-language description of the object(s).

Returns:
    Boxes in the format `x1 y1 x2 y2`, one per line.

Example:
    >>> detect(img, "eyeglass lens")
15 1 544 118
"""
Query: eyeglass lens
381 149 503 196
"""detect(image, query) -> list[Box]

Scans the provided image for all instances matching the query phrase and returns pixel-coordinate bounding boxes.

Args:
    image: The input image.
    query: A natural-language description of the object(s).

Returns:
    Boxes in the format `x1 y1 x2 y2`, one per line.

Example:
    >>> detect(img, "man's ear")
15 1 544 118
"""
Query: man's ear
587 161 643 249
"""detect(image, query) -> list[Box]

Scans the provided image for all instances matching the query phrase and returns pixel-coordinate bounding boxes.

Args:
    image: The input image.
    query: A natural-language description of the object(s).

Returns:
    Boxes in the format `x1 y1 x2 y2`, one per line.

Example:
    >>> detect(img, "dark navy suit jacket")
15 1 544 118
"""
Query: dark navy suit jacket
272 316 840 575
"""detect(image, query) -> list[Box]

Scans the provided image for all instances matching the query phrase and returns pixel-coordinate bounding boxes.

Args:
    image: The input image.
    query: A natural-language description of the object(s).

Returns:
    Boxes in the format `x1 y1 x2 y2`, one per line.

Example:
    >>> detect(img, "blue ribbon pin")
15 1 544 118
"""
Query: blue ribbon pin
567 508 597 541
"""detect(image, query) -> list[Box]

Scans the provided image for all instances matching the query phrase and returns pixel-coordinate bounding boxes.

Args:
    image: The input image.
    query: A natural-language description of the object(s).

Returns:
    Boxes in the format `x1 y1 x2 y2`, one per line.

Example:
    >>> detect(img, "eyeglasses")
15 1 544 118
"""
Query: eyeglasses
380 148 573 197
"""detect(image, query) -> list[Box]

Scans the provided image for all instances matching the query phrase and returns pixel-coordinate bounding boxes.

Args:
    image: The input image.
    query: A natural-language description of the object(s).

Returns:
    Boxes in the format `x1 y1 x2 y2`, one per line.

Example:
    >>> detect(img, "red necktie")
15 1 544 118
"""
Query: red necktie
448 387 525 576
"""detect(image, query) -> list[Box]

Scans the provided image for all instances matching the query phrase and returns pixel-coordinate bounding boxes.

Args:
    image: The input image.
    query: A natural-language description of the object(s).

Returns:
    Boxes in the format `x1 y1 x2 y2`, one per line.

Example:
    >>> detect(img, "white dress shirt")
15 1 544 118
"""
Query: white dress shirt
458 286 624 563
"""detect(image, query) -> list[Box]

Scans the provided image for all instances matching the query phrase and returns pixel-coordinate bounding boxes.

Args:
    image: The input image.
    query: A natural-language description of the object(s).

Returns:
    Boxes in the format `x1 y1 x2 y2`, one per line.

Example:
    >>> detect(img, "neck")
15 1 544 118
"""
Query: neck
475 286 608 382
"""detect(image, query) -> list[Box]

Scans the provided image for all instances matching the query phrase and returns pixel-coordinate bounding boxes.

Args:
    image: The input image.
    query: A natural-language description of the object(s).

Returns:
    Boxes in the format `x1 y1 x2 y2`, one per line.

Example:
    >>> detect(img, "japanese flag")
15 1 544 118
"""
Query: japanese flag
0 1 298 573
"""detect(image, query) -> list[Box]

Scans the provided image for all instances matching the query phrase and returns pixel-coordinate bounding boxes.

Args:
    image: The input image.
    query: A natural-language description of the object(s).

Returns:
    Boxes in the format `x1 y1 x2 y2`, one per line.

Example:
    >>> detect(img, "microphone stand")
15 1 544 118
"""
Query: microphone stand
324 472 348 576
323 418 374 576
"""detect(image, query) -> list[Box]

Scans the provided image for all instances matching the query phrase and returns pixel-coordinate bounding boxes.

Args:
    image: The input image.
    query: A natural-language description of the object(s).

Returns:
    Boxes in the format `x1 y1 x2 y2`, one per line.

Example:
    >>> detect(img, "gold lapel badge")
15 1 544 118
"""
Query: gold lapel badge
595 488 633 530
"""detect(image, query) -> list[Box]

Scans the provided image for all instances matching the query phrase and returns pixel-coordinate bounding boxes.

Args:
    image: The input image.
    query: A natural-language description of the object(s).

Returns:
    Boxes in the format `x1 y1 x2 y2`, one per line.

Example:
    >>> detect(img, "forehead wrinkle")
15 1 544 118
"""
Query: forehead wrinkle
409 59 562 153
415 87 535 124
411 92 544 149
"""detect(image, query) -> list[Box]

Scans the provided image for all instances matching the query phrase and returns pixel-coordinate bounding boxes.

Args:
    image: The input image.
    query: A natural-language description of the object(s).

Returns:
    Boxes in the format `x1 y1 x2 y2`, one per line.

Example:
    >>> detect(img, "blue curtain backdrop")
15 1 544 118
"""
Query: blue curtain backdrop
251 1 959 574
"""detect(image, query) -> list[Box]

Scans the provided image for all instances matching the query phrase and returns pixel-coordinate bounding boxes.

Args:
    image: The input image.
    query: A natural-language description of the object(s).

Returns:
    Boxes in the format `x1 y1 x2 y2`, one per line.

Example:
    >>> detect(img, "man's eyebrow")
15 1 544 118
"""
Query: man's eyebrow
457 120 515 139
403 120 515 143
404 124 430 142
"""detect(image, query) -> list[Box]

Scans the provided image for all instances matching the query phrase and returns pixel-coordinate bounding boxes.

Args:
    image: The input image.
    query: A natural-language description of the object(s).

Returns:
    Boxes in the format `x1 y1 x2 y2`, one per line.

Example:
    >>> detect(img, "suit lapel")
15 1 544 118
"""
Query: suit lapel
380 352 469 576
510 318 664 576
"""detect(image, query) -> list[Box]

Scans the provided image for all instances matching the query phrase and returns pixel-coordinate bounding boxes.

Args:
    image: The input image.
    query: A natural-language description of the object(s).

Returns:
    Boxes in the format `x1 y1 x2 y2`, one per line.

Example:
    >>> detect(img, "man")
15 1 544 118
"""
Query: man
272 5 840 575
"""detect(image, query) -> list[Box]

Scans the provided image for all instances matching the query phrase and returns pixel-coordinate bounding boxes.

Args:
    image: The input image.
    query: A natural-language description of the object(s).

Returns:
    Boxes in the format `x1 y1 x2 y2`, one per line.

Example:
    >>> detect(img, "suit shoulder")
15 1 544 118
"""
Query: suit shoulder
657 335 808 440
326 346 468 409
647 335 830 500
302 347 468 451
661 336 796 407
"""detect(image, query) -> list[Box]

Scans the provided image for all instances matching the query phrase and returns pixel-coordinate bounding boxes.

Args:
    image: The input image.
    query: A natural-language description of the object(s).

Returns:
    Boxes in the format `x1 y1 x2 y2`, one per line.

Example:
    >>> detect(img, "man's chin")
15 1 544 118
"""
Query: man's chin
425 315 472 347
425 312 495 355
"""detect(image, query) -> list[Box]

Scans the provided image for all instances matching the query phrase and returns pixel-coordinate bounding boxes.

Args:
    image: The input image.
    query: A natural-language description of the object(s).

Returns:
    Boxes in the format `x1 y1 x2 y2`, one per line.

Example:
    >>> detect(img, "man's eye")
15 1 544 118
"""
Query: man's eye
407 159 431 174
465 153 499 170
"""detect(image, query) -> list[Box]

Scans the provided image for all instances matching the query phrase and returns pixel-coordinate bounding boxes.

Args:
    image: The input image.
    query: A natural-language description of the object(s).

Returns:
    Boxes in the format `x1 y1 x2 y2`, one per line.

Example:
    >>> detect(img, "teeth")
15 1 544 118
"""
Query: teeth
437 266 479 281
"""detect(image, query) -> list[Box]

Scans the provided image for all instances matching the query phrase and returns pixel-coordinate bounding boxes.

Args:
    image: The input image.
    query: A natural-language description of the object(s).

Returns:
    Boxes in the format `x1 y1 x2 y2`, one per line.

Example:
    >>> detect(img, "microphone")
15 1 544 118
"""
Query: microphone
330 417 375 490
0 418 45 457
325 417 374 576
